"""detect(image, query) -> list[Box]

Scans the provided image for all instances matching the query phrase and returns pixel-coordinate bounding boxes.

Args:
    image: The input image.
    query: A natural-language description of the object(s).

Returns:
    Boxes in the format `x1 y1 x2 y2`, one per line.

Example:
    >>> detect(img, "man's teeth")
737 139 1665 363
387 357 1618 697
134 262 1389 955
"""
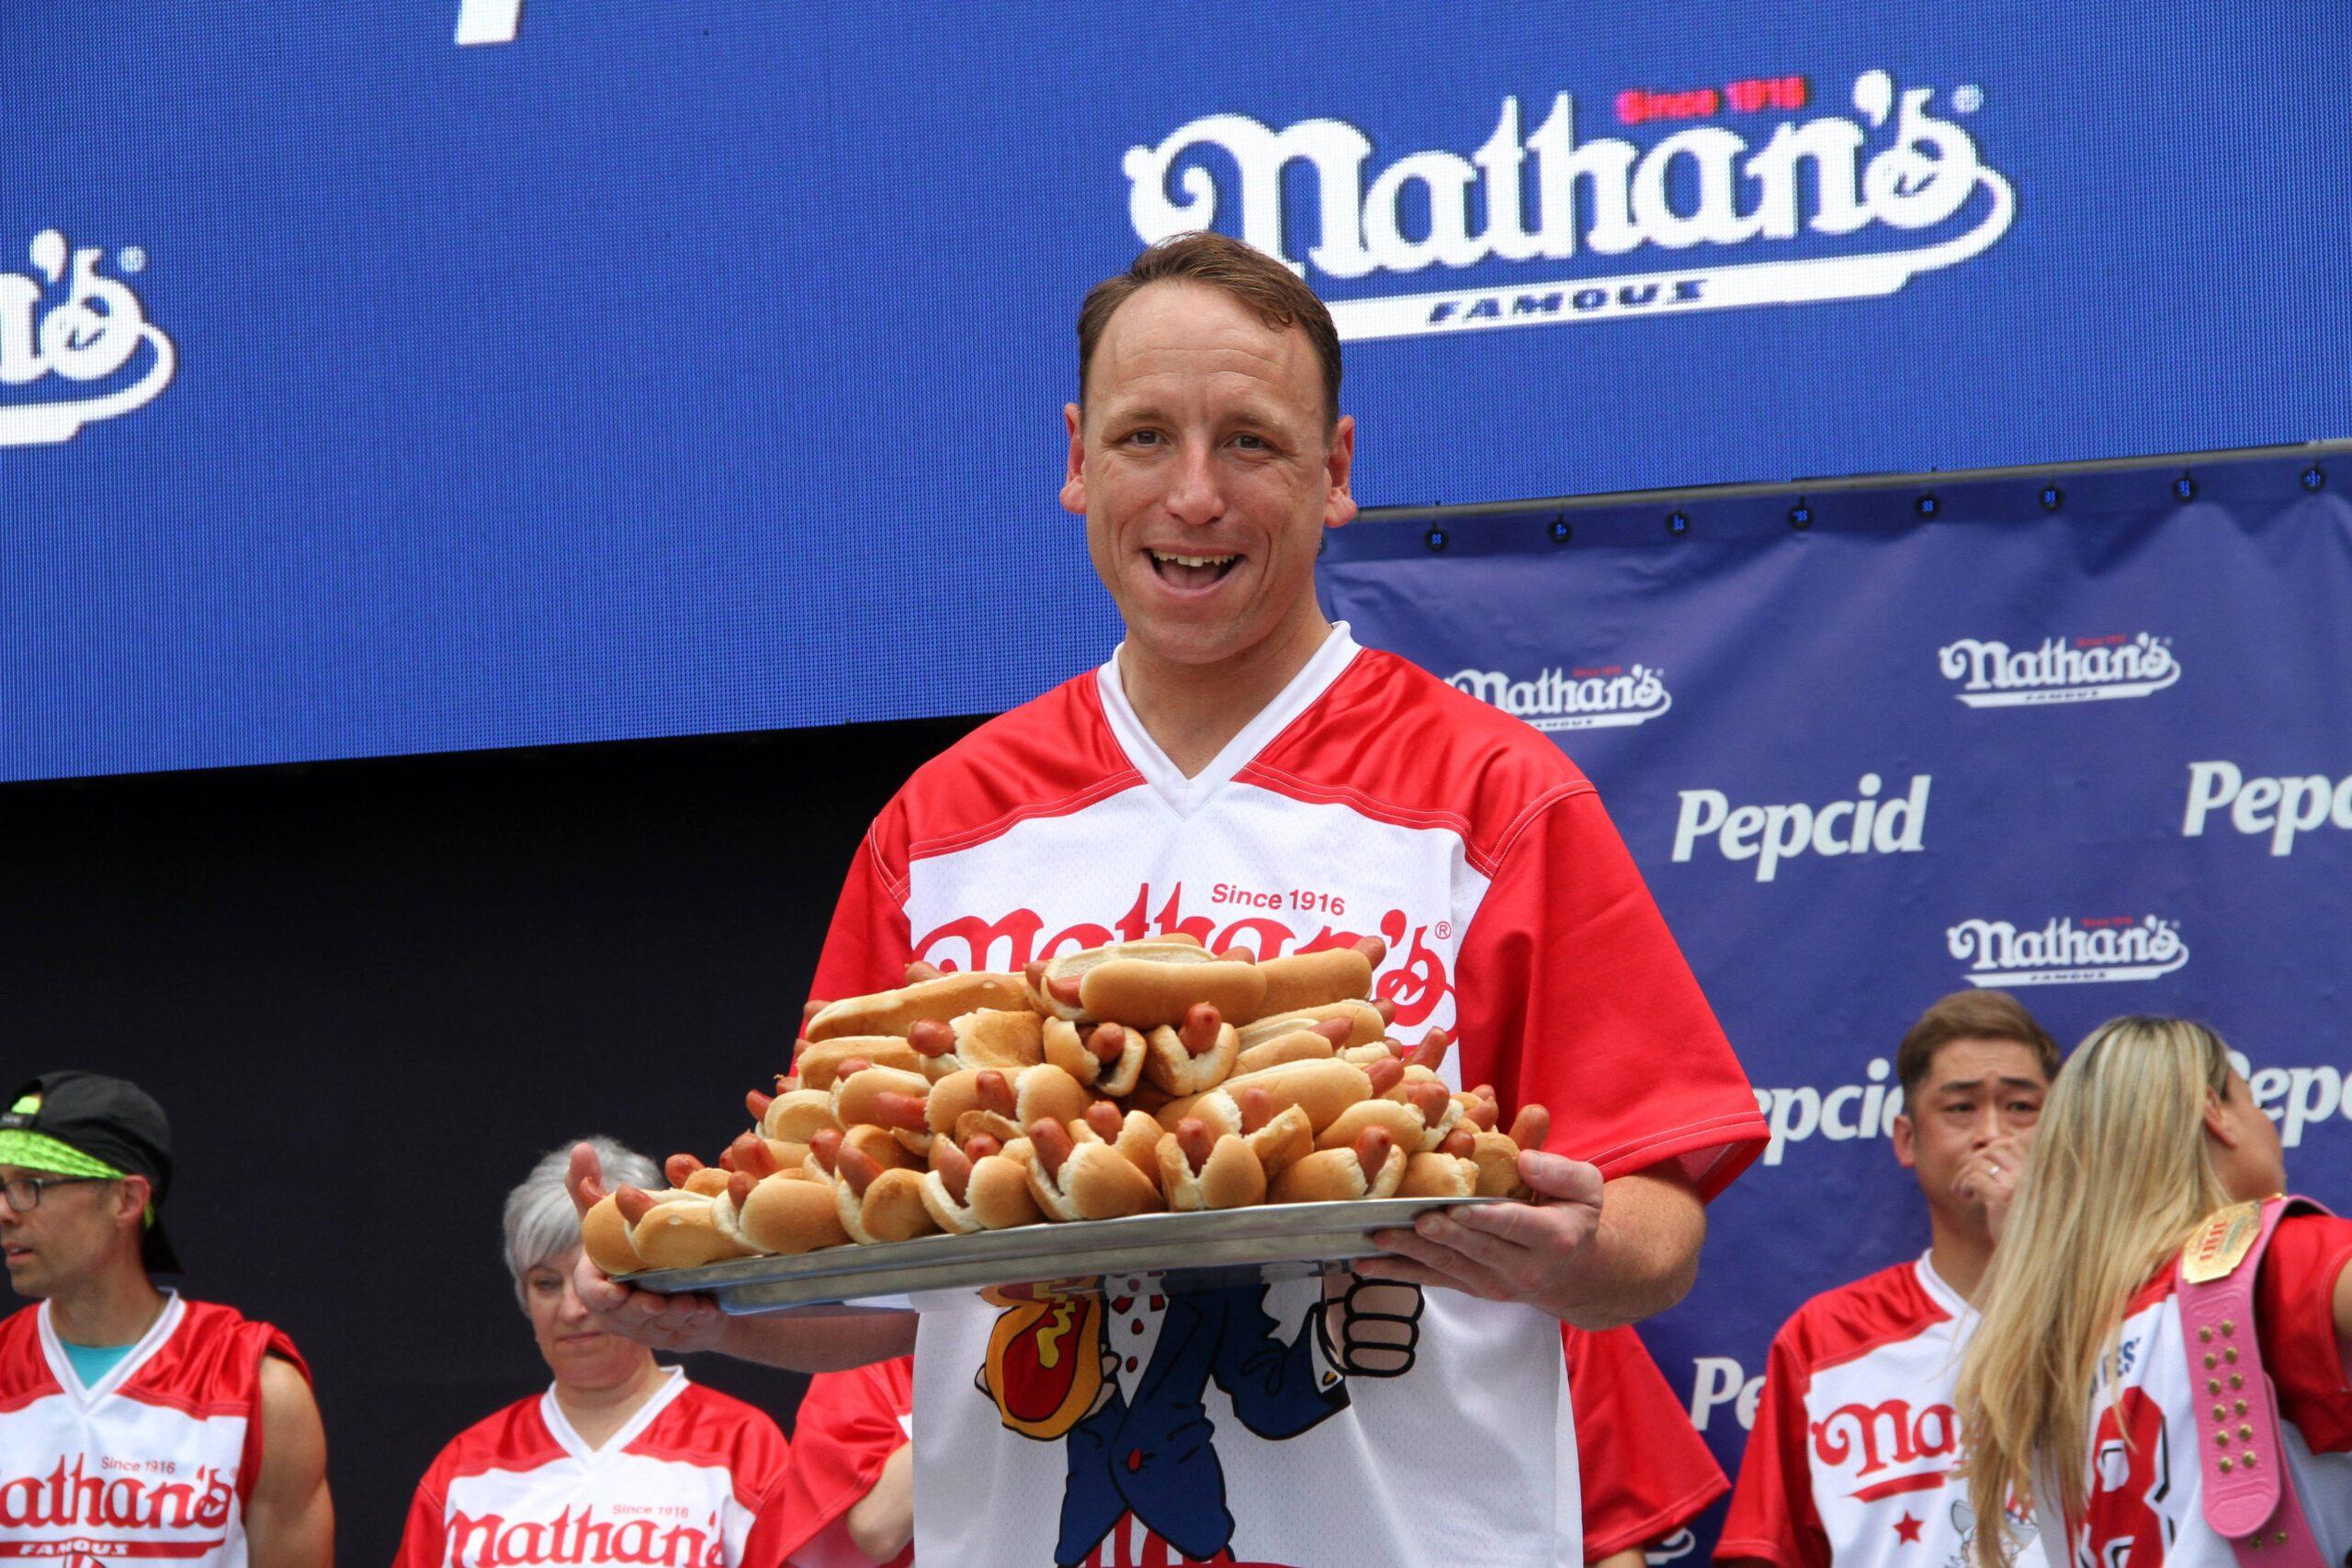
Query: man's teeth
1152 551 1237 568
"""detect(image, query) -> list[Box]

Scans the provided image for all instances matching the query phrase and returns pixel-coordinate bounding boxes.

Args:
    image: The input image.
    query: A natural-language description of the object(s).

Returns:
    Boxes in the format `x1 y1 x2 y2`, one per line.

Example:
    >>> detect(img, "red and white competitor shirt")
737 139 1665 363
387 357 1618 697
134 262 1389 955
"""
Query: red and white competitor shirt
2034 1213 2352 1568
810 626 1766 1568
0 1292 306 1568
775 1359 914 1568
1567 1325 1729 1560
393 1368 792 1568
1718 1253 2026 1568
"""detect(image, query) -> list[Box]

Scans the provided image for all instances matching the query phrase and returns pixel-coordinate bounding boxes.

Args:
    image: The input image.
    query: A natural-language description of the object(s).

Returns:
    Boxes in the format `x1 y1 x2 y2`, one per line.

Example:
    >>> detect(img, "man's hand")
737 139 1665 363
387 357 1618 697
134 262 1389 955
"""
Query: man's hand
1353 1156 1703 1329
1952 1133 2029 1243
565 1142 732 1354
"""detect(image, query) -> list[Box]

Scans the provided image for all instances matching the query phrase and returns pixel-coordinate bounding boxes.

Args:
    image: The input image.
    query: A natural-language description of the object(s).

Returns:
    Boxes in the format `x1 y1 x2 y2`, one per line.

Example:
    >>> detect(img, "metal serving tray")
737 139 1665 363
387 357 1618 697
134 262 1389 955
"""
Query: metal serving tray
627 1196 1497 1316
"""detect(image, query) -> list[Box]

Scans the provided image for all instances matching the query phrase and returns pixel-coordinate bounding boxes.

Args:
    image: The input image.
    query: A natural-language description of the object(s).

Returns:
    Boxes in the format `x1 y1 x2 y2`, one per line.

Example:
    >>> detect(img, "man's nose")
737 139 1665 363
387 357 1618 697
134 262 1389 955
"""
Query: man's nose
1164 444 1224 525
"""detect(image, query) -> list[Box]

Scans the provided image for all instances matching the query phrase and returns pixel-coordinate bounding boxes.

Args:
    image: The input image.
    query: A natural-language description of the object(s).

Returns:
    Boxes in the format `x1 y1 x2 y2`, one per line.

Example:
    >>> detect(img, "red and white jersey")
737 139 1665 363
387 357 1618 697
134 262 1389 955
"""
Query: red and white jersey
0 1292 305 1568
1567 1325 1729 1560
811 626 1765 1568
393 1369 792 1568
2034 1213 2352 1568
1719 1254 2028 1568
775 1359 914 1568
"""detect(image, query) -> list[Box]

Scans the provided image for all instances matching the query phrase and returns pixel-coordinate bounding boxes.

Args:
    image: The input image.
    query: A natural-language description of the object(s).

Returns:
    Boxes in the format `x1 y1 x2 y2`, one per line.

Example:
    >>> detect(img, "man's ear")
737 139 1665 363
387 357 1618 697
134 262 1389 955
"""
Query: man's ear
1060 402 1087 516
113 1174 153 1230
1322 414 1357 530
1891 1113 1917 1169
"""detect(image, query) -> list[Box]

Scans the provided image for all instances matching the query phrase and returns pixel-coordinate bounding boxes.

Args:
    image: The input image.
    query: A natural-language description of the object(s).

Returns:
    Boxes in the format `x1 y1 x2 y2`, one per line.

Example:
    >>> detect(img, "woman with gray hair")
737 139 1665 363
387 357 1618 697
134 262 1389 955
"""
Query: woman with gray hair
393 1138 794 1568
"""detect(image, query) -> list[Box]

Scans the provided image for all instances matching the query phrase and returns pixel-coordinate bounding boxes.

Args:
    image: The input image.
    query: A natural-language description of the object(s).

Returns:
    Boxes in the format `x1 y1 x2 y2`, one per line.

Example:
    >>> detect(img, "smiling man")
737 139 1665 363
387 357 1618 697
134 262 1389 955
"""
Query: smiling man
572 231 1766 1567
0 1071 333 1568
1717 991 2061 1568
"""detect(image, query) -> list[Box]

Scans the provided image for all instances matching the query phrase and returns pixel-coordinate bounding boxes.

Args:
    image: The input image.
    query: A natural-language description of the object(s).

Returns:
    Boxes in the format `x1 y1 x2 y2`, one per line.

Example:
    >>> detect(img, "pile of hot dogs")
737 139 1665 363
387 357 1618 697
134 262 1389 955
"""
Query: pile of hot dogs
582 936 1551 1275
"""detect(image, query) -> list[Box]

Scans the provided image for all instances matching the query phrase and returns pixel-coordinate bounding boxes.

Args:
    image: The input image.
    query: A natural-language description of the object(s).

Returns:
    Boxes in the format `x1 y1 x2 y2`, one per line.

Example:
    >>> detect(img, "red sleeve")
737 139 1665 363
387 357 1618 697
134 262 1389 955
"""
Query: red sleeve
730 1405 798 1568
1567 1325 1728 1560
773 1358 915 1562
808 802 917 1010
1454 787 1765 1197
390 1461 451 1568
1715 1323 1827 1568
2256 1212 2352 1453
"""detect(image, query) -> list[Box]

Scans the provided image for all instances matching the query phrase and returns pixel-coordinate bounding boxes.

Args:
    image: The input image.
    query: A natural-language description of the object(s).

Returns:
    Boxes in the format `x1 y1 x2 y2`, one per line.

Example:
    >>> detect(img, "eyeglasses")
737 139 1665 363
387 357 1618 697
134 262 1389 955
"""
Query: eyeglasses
2 1175 114 1213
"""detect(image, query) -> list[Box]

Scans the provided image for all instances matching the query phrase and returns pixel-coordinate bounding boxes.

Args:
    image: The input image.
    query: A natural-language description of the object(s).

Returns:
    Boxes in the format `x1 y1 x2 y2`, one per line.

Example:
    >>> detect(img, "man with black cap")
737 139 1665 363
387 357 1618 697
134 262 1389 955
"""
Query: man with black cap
0 1071 334 1568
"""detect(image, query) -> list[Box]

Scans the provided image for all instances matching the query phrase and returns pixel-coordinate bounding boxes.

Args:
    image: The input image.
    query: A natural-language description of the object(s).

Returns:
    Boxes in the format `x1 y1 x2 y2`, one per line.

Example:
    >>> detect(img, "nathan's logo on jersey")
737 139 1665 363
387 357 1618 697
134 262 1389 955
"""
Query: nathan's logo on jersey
1812 1396 1961 1488
447 1505 726 1567
2183 760 2352 857
0 231 176 448
1446 664 1671 731
912 881 1454 1028
1937 632 2179 706
1124 69 2013 343
1671 774 1928 882
0 1455 234 1530
1947 914 2188 987
1752 1057 1902 1166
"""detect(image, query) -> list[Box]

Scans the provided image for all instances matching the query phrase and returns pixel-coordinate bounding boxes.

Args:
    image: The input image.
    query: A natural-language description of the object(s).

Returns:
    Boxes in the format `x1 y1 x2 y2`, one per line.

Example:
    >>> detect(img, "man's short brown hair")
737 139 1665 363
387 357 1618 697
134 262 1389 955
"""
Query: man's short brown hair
1894 989 2063 1100
1077 231 1343 429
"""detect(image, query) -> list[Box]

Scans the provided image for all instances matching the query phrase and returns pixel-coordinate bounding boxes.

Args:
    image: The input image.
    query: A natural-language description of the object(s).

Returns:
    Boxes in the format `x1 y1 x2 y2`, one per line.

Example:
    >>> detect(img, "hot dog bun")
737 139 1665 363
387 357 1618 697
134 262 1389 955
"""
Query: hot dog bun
794 1035 922 1091
760 1088 840 1145
1155 1121 1268 1212
1397 1150 1478 1199
1163 1057 1370 1134
947 1009 1046 1072
1042 1018 1147 1098
1030 939 1266 1027
729 1171 853 1255
620 1188 757 1270
1236 1000 1386 1054
580 1194 644 1277
1141 1004 1240 1097
1267 1129 1408 1204
805 971 1031 1042
1246 938 1382 1020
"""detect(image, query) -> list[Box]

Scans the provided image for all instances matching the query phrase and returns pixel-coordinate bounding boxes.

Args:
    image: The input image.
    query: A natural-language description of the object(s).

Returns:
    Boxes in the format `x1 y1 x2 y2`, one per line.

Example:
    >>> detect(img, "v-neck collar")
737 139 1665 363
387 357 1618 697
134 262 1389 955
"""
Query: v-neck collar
1914 1249 1973 1325
539 1364 686 1462
40 1289 183 1407
1095 623 1361 818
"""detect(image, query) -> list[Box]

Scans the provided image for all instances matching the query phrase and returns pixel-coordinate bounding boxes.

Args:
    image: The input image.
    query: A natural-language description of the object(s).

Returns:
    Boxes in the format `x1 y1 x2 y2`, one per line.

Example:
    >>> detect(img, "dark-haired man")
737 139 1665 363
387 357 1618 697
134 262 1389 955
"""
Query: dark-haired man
1718 991 2061 1568
0 1071 333 1568
577 231 1766 1567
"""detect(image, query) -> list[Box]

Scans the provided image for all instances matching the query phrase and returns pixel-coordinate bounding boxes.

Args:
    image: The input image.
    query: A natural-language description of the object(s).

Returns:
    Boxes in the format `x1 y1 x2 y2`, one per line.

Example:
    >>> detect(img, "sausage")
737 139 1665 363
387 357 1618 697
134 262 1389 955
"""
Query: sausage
1366 1057 1407 1096
975 1070 1017 1119
1403 1081 1452 1127
1030 1120 1075 1182
1374 998 1396 1025
909 1019 956 1058
905 960 944 984
1510 1104 1550 1149
664 1154 705 1187
1176 1117 1216 1178
1087 1023 1126 1065
728 1170 754 1207
1438 1127 1476 1158
1179 1003 1223 1057
1407 1028 1452 1071
933 1139 975 1204
1353 935 1387 967
808 1128 842 1176
964 1134 1003 1162
1310 1017 1354 1047
615 1186 657 1224
1236 1086 1276 1134
745 1088 775 1121
1083 1100 1124 1140
1046 971 1085 1007
1354 1126 1396 1186
836 1142 884 1199
871 1090 930 1132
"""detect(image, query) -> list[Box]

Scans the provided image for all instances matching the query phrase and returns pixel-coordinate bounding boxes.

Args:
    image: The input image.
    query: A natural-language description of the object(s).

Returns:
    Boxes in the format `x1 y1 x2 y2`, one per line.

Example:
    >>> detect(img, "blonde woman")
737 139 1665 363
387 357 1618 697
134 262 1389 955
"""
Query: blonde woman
1955 1016 2352 1568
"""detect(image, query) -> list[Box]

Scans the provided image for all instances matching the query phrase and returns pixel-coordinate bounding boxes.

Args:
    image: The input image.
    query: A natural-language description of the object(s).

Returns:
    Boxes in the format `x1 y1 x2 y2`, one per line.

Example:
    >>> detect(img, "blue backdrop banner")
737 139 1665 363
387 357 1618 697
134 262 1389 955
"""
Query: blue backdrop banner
6 4 2348 779
1318 448 2352 1563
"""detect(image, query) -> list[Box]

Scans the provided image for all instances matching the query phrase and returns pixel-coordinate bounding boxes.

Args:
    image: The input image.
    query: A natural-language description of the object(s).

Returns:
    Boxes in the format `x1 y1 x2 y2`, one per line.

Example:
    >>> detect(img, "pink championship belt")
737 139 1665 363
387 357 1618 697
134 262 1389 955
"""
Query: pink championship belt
2176 1194 2335 1568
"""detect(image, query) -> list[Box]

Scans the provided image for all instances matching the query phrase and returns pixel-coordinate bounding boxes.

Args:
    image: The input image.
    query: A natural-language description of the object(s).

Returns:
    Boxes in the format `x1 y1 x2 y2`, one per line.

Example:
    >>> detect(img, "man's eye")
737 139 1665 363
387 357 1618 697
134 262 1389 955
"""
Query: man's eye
1233 433 1268 451
1125 429 1161 446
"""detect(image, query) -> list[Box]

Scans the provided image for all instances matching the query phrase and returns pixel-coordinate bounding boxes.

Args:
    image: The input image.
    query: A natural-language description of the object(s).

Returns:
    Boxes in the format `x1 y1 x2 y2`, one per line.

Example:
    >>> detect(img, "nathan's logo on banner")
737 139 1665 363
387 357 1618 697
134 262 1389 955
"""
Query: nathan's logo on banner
1947 914 2188 987
1671 773 1928 882
1446 663 1671 731
0 231 176 447
1124 69 2015 343
2182 761 2352 857
1937 632 2179 706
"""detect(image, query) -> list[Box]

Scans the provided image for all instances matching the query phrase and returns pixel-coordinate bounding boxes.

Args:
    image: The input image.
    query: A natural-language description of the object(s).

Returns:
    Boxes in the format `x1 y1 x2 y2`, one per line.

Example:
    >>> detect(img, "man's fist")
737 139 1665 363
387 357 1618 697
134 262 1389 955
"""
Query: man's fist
1320 1272 1424 1377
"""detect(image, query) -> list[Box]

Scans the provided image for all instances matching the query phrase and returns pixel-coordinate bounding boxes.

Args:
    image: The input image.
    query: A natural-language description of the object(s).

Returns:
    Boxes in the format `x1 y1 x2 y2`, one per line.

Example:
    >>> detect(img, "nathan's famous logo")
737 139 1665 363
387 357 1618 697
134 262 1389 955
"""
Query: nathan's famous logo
0 1456 233 1529
1125 68 2013 343
0 231 176 447
1938 632 2178 707
912 882 1453 1029
1447 663 1671 732
1812 1395 1961 1487
2183 761 2352 858
1947 913 2188 987
1671 773 1929 883
447 1506 726 1568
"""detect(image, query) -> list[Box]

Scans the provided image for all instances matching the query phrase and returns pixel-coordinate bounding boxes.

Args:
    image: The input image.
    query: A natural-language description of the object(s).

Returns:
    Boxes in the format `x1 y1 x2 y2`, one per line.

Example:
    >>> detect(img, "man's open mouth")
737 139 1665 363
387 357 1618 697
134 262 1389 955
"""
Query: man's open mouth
1148 549 1240 588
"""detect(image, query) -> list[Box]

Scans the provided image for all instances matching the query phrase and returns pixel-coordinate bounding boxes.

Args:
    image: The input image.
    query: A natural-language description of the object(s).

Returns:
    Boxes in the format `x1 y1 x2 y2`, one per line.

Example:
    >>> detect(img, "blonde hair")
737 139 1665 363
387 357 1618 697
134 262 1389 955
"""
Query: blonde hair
1955 1016 2235 1566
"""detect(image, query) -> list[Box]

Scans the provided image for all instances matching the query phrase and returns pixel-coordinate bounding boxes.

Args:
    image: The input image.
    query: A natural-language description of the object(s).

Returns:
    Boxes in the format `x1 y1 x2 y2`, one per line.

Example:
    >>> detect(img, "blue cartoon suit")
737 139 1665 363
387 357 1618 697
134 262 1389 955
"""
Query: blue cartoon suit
1047 1282 1348 1566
